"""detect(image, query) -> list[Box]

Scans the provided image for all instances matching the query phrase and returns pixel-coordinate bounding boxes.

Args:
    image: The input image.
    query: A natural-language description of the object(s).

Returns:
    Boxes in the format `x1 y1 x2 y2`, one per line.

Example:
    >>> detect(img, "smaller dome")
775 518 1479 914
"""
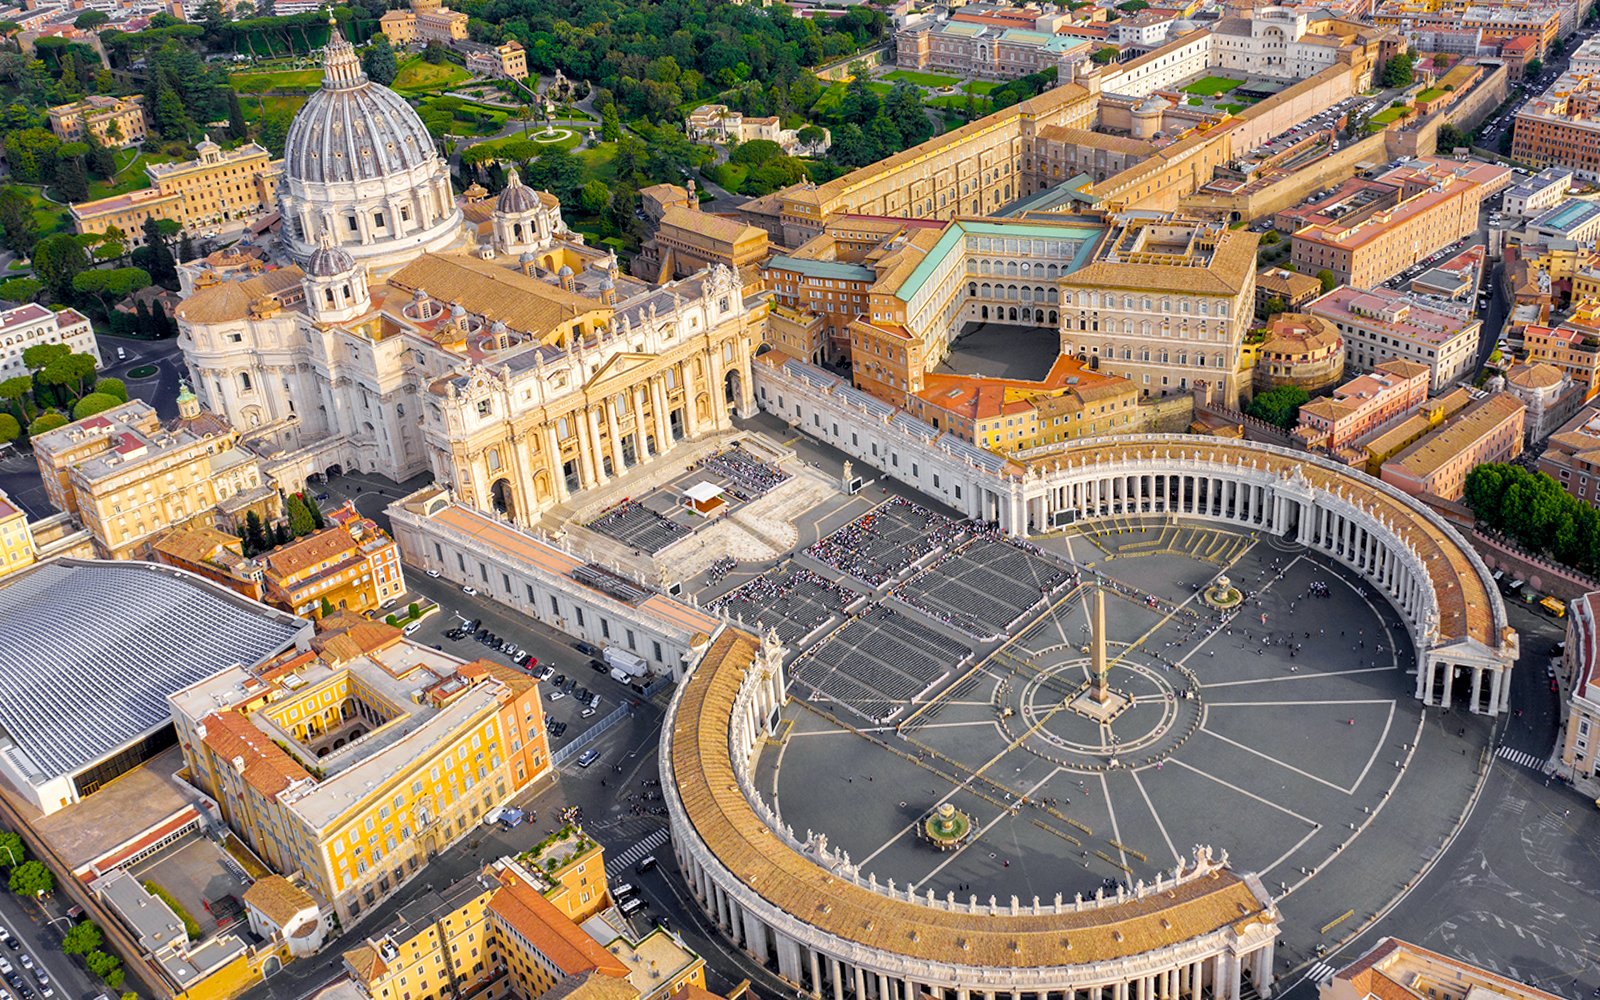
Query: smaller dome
490 319 508 336
599 277 615 290
307 239 357 277
496 168 540 215
450 303 466 319
558 265 574 276
1136 95 1169 114
519 251 537 264
412 287 429 302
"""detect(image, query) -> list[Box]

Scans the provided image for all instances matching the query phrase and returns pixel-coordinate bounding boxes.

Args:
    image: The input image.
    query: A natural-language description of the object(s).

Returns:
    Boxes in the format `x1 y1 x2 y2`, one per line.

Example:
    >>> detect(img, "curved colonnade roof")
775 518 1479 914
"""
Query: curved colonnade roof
1020 437 1506 651
669 630 1276 970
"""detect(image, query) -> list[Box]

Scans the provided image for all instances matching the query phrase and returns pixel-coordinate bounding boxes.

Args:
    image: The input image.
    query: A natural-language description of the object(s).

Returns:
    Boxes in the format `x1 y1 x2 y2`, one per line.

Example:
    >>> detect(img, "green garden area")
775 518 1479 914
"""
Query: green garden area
392 55 471 93
882 69 959 88
1367 105 1410 129
228 66 323 94
1180 75 1245 97
1415 87 1446 102
84 150 179 200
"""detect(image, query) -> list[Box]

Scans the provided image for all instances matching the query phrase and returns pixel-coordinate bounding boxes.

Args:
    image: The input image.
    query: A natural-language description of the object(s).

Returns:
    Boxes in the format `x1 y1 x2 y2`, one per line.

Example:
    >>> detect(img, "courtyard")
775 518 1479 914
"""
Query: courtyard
712 514 1491 968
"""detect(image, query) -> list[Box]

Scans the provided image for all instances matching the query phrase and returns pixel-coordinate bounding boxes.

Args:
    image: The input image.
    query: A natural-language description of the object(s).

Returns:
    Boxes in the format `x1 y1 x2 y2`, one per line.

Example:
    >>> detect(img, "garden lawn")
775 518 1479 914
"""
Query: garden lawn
961 80 1000 95
1220 102 1245 114
242 94 308 123
1416 87 1446 101
229 68 322 93
85 152 179 200
811 82 846 115
1369 106 1407 125
867 82 892 96
704 162 747 193
393 57 471 93
925 94 972 110
1180 75 1244 97
577 143 619 185
883 69 960 88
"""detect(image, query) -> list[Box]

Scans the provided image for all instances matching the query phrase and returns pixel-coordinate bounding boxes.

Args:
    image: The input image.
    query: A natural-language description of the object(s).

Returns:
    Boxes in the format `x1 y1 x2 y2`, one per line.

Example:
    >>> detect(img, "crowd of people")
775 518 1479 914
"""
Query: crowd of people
709 567 852 637
806 497 965 586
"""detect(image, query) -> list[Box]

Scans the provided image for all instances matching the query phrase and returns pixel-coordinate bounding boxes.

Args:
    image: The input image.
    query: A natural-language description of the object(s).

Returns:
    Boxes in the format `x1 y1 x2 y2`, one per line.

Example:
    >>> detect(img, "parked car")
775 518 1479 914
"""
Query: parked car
577 749 601 768
462 585 478 596
427 569 441 578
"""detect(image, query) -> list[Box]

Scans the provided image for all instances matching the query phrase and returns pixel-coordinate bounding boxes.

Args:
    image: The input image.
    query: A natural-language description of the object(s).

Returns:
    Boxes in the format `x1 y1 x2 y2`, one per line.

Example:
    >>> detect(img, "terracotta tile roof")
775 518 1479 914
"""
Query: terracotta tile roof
176 268 304 324
153 526 244 567
242 875 315 927
670 629 1277 968
265 525 360 581
659 206 766 248
201 710 311 797
1063 228 1258 297
487 872 630 978
343 944 386 984
544 972 642 1000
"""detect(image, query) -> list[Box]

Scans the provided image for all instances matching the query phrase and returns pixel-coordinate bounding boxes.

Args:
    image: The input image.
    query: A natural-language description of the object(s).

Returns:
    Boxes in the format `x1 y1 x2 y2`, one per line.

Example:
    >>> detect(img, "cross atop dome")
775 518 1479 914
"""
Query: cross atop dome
320 14 367 89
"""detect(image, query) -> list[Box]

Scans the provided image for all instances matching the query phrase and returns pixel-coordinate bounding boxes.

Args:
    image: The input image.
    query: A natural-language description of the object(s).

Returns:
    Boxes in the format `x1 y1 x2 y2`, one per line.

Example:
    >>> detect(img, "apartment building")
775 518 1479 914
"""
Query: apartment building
1378 391 1526 499
0 303 99 379
30 392 278 560
1292 358 1431 453
1524 324 1600 398
378 0 467 45
170 620 552 923
338 855 713 1000
1502 167 1572 219
1513 70 1600 181
47 94 146 147
1290 158 1510 289
1059 214 1259 407
1308 286 1481 390
0 488 34 582
1537 402 1600 504
464 40 528 81
261 505 406 618
906 355 1138 452
71 138 280 244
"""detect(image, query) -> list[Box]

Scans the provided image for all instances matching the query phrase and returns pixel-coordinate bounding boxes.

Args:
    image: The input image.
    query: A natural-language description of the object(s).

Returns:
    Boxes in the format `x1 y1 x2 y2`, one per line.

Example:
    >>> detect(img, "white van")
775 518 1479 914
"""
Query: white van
403 621 421 636
620 898 645 915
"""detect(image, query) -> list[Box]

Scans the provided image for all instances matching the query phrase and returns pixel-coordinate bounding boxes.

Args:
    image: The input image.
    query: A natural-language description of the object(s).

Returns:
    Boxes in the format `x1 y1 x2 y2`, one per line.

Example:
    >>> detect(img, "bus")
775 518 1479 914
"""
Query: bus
1540 596 1567 618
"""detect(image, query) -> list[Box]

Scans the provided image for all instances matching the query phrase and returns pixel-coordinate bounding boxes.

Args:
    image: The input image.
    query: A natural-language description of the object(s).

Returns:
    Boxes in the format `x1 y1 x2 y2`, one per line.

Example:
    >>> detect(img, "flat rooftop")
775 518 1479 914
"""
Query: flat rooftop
0 560 308 783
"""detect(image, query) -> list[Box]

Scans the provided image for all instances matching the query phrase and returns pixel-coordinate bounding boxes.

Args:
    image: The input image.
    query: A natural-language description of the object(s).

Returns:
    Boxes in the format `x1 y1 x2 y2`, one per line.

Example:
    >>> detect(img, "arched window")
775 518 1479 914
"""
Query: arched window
969 282 978 297
238 372 252 392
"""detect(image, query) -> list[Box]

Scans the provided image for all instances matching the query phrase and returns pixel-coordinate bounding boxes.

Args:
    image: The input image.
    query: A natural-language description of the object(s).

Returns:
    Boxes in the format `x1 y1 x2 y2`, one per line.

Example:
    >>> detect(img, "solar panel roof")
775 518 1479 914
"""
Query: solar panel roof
0 560 306 780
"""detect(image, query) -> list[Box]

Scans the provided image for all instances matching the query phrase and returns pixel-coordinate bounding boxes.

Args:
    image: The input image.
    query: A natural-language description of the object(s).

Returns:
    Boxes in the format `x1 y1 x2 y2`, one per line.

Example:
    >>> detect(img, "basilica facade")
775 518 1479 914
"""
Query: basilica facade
175 30 764 525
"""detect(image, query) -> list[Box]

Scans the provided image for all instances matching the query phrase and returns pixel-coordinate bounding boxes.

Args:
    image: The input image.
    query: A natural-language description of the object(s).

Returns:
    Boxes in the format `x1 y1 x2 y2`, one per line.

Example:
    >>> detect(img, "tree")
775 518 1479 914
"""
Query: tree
363 35 397 85
22 343 68 371
1092 47 1119 65
0 188 39 259
729 138 784 167
73 9 108 28
72 392 121 420
579 179 609 214
1526 58 1544 79
141 216 177 285
840 73 879 126
319 595 335 617
73 266 151 315
53 142 91 202
1316 268 1337 293
600 102 622 143
32 234 89 299
94 377 127 402
0 414 17 446
422 40 448 64
0 278 40 303
1437 123 1469 151
227 90 248 141
272 522 291 546
306 492 325 529
84 136 115 180
286 493 316 536
1245 386 1310 428
884 80 931 147
84 950 119 981
1381 52 1415 88
27 411 65 436
7 861 51 898
0 377 33 422
243 511 269 554
0 832 22 868
41 352 97 401
4 128 60 185
1261 296 1285 317
1260 229 1280 246
60 922 102 958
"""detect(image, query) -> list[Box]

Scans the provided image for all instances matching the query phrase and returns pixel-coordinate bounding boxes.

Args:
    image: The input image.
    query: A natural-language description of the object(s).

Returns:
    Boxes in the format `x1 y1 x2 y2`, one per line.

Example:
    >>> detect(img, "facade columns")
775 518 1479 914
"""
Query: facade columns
586 407 610 482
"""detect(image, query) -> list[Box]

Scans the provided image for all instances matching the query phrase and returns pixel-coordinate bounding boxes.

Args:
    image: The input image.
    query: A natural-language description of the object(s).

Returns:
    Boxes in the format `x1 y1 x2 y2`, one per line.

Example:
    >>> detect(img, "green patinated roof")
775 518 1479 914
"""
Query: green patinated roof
897 219 1104 303
766 255 875 282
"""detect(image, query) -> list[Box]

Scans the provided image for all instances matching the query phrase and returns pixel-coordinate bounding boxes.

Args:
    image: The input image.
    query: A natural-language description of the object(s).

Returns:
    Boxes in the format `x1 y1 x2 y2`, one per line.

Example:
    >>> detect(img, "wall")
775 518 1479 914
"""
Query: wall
1134 394 1195 433
1180 129 1391 222
1470 528 1600 600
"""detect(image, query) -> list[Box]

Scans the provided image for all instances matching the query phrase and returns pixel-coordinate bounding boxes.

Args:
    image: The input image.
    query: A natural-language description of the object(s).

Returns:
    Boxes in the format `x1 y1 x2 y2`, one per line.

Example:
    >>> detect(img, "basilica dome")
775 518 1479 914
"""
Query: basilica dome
284 38 437 185
277 19 465 274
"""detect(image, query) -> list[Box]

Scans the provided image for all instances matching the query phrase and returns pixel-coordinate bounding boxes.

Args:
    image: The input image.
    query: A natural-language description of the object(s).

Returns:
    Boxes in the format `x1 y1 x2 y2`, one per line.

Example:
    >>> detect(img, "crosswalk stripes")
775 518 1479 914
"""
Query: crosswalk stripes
1305 962 1336 986
607 828 670 877
1495 745 1548 771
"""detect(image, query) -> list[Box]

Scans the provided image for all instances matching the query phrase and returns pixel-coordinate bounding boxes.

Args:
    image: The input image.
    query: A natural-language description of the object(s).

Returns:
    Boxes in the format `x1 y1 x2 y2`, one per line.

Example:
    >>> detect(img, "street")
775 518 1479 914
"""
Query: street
0 887 109 1000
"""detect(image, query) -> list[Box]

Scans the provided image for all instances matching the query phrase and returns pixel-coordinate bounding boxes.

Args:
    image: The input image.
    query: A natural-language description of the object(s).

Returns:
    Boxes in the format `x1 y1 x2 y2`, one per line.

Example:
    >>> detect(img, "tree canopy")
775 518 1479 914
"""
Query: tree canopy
1464 463 1600 577
1244 386 1309 428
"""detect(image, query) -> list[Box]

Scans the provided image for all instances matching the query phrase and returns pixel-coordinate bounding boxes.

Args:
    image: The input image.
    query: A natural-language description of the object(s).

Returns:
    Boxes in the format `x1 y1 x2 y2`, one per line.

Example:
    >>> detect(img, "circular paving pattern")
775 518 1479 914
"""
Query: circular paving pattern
1004 649 1203 769
758 521 1490 920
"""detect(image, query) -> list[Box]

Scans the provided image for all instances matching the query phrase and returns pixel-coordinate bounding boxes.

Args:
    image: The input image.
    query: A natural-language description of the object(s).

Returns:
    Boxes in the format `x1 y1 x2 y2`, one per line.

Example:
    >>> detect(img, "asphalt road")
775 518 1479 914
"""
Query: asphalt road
0 889 108 1000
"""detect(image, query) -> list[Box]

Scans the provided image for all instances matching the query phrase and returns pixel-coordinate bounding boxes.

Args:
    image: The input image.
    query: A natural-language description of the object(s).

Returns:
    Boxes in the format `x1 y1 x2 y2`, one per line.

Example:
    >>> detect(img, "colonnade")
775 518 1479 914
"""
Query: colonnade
664 628 1281 1000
